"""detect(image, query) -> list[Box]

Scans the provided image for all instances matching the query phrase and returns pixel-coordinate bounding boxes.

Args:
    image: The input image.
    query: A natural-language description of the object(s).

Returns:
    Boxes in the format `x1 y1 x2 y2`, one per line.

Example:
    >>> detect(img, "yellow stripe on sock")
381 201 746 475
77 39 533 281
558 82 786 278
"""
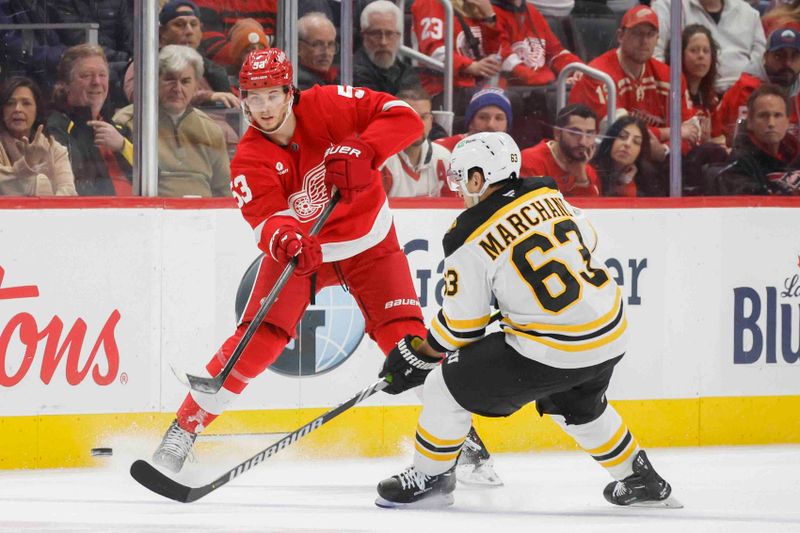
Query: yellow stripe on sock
417 425 466 447
585 423 627 455
599 441 639 468
415 441 461 462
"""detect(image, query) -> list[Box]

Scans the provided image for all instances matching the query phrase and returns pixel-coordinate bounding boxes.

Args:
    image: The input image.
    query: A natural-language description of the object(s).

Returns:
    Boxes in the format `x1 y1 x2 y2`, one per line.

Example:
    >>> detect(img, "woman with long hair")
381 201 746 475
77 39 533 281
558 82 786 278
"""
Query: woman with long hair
592 115 657 196
0 76 76 196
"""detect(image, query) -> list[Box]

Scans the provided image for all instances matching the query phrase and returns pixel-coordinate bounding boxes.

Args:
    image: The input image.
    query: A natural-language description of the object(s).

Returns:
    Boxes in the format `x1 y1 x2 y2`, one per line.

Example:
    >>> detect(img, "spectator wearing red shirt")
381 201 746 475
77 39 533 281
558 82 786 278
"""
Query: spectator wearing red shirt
411 0 501 110
480 0 582 87
718 26 800 147
435 87 512 151
521 104 601 196
568 5 699 163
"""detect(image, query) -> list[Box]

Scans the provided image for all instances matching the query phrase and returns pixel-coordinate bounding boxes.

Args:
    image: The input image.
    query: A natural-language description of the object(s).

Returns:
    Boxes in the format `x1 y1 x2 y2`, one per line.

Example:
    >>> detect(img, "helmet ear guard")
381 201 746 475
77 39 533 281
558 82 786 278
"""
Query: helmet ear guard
447 132 521 197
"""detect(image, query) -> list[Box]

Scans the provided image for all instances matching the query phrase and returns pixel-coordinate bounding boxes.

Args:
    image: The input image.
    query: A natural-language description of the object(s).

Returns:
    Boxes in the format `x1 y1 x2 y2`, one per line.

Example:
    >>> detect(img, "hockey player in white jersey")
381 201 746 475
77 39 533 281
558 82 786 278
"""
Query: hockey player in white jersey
375 131 679 509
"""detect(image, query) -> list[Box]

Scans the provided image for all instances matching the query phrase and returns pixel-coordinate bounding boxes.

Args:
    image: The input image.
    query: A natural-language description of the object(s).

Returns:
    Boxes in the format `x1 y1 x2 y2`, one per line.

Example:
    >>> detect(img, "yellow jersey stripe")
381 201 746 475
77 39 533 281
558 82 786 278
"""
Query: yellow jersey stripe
585 423 627 455
432 319 470 349
415 442 461 462
599 440 639 468
466 187 560 243
442 311 491 330
506 316 627 352
417 425 466 447
502 287 622 334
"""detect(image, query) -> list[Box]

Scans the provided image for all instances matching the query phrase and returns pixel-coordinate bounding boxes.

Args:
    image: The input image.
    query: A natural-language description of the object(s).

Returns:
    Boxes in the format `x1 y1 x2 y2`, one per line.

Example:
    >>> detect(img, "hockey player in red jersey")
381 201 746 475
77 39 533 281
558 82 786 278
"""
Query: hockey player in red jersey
151 48 497 483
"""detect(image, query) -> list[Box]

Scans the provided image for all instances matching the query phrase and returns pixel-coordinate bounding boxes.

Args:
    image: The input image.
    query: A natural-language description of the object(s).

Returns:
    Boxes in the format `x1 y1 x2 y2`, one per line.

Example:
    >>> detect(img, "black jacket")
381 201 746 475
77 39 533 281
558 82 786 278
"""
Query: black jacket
49 0 132 64
717 133 800 195
46 106 132 196
353 47 421 96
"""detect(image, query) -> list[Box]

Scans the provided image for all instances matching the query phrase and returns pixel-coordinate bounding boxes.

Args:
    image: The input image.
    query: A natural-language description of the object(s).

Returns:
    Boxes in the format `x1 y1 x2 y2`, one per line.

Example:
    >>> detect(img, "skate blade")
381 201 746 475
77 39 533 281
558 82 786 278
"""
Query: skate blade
628 495 684 509
456 464 504 487
375 493 454 509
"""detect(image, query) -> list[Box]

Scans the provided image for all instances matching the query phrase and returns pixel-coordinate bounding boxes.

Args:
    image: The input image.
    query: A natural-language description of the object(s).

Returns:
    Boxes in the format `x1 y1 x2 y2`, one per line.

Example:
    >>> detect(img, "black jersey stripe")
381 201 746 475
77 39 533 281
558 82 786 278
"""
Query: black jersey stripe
504 300 624 343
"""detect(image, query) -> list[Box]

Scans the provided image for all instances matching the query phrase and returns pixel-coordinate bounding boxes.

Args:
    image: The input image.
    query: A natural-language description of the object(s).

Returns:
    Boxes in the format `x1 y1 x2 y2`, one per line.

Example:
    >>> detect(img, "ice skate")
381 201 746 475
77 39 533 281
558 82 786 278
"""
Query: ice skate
152 419 197 474
603 450 682 508
455 427 503 486
375 465 456 508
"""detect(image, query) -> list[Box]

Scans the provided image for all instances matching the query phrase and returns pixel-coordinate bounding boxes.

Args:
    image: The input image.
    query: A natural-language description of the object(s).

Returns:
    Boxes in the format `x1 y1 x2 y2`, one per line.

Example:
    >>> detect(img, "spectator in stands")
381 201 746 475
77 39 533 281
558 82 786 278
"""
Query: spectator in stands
113 46 231 198
412 0 502 112
717 84 800 194
568 5 699 165
0 76 76 196
124 0 237 109
0 1 67 97
520 104 600 196
481 0 582 87
763 0 800 36
354 1 421 95
50 0 133 108
592 115 658 196
380 87 453 197
46 44 133 196
194 0 276 68
228 17 269 78
666 25 725 146
718 26 800 146
297 12 340 90
651 0 766 93
435 87 513 151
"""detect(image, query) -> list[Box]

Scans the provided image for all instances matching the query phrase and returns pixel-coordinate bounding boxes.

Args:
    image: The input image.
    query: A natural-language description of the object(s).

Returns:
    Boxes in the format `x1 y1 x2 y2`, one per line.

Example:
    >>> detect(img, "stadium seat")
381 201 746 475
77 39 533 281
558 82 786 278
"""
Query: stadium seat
567 14 619 63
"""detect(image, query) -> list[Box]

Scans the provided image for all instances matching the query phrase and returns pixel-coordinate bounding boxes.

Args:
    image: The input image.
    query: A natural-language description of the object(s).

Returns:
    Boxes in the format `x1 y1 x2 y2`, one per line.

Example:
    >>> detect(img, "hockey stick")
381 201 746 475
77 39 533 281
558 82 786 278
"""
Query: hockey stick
179 192 340 394
131 378 388 503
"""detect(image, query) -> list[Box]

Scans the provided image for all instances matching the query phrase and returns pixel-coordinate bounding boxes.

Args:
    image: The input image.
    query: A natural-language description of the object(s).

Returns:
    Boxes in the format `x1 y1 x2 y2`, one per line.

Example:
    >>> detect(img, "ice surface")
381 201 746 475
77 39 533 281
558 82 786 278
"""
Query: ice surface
0 444 798 532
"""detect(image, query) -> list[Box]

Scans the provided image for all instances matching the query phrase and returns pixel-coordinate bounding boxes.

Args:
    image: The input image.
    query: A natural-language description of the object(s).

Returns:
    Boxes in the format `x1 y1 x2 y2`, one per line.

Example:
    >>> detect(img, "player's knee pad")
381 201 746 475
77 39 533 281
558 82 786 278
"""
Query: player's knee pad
206 322 291 394
373 317 427 355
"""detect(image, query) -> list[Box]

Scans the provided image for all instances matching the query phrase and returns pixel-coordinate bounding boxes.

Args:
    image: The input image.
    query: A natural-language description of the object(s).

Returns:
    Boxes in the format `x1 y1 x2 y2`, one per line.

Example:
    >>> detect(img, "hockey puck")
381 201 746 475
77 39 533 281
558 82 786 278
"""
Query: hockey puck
91 447 113 457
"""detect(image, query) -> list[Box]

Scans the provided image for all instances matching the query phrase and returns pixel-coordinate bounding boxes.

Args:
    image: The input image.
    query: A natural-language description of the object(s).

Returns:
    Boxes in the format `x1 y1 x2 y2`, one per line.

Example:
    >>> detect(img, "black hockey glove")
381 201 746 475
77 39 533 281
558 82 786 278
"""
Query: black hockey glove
380 335 442 394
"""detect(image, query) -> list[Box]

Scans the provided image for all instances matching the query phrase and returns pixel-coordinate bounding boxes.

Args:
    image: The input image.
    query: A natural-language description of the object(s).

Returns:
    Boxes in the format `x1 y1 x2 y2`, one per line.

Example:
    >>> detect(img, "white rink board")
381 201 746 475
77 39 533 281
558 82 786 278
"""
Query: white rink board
0 205 798 417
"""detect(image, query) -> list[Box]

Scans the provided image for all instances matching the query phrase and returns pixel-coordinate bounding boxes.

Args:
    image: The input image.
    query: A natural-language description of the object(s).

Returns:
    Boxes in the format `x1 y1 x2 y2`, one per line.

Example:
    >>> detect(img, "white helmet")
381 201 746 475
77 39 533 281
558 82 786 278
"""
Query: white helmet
446 132 521 198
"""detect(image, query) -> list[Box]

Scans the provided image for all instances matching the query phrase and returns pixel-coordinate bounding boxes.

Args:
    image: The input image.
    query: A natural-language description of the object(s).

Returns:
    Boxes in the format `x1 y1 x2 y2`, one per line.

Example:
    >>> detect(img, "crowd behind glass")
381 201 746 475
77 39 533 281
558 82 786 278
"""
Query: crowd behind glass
2 0 799 199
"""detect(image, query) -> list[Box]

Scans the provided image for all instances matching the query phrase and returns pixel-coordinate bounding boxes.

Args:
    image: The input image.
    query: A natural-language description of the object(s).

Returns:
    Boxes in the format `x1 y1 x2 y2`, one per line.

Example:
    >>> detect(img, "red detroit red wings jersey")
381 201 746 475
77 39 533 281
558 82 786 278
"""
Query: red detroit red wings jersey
521 140 600 197
569 49 693 128
412 0 489 96
231 85 423 261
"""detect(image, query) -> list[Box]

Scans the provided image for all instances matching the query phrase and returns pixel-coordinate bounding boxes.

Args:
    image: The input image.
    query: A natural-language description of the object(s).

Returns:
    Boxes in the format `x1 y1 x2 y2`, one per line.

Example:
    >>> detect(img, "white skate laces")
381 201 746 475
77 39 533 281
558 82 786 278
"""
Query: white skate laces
160 422 196 461
398 467 430 491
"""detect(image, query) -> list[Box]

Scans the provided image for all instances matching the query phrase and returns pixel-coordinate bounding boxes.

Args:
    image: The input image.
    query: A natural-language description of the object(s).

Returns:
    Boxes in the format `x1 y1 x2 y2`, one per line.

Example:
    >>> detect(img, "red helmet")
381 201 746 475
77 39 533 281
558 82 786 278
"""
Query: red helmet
239 48 293 91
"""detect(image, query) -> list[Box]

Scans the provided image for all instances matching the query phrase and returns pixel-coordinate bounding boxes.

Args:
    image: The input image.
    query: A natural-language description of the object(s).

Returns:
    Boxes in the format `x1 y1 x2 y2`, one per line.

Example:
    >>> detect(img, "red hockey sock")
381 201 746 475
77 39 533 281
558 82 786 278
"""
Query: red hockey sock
176 393 218 433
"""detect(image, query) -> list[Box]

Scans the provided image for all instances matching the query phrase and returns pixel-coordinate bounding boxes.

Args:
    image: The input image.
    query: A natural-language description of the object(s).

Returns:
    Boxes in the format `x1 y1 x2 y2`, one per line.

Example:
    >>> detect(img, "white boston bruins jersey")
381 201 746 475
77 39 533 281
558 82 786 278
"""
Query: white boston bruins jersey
427 178 627 369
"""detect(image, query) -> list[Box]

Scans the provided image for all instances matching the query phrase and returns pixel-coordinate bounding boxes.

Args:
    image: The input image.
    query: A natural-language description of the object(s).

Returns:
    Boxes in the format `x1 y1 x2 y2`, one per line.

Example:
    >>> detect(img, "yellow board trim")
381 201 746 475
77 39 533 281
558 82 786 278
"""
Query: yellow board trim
506 316 628 352
2 396 800 470
502 287 622 334
466 187 560 243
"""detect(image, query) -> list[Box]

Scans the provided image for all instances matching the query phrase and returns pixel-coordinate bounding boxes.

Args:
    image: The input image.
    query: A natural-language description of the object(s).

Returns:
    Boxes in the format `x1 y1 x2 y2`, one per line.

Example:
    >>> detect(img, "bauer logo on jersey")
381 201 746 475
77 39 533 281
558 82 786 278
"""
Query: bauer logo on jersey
288 161 328 221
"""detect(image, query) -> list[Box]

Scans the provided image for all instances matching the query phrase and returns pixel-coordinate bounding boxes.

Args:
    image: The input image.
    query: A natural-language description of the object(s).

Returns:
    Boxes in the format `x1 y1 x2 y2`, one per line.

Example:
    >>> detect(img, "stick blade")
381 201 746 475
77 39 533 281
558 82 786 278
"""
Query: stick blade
185 372 223 394
130 460 192 503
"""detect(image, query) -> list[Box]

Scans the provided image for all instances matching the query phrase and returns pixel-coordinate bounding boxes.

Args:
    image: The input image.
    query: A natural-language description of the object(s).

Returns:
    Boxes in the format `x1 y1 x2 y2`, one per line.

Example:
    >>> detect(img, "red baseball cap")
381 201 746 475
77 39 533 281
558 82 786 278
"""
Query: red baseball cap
620 5 659 30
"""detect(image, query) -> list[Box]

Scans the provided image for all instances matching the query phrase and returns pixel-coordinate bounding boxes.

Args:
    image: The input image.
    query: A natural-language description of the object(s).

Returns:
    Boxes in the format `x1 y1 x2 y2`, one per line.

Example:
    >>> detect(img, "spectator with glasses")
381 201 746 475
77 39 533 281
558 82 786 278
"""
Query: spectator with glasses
354 0 421 95
297 12 340 90
520 104 601 196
